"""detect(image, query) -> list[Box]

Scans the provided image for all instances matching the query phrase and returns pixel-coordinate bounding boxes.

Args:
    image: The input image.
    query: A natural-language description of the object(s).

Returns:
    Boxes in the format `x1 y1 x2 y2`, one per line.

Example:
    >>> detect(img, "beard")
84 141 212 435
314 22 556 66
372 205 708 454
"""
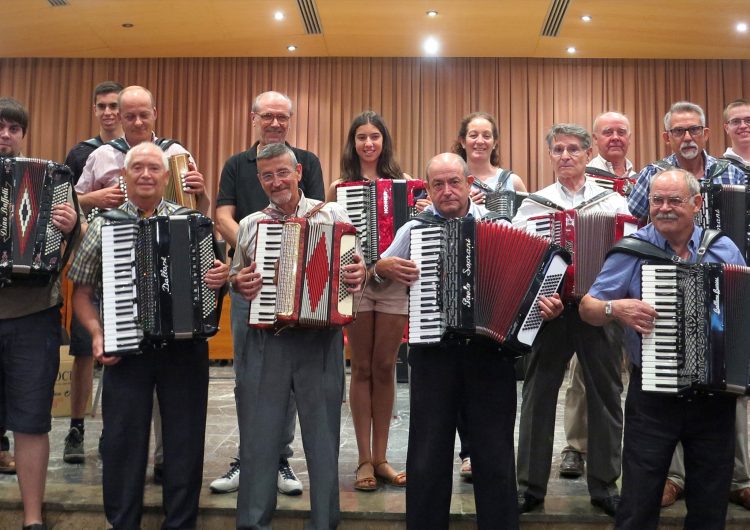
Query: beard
679 141 700 160
271 189 293 207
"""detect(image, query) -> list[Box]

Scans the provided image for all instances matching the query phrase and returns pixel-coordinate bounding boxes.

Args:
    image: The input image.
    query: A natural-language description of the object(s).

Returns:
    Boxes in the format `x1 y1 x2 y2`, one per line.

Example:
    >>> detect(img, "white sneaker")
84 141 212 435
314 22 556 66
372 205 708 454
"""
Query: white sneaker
210 458 240 493
277 458 303 496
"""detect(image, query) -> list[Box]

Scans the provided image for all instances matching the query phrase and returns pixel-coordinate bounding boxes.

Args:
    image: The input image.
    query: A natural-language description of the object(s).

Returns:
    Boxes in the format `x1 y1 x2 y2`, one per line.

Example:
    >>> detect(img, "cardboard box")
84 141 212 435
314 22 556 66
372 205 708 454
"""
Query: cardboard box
52 346 92 418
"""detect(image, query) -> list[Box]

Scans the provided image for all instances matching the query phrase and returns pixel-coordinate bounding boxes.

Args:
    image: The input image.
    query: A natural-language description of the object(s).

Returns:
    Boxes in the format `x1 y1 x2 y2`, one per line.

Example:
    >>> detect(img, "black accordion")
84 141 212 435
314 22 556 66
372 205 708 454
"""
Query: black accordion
698 183 750 263
336 179 426 265
101 211 224 355
484 190 528 221
0 157 76 285
408 218 570 355
641 262 750 395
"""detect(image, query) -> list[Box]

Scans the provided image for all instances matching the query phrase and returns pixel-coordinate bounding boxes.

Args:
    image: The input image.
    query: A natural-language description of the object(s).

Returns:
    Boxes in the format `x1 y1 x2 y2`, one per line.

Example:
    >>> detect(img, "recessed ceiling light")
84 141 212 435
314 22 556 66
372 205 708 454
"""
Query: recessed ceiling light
426 10 438 17
738 22 748 32
287 45 297 52
567 46 576 54
581 15 592 22
274 11 284 21
121 23 134 28
423 36 440 55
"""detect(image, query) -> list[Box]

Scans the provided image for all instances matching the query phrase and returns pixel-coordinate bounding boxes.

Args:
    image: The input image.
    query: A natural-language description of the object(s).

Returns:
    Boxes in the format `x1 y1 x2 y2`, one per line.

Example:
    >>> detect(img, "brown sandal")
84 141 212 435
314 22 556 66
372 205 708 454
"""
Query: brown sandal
354 461 377 491
374 460 406 487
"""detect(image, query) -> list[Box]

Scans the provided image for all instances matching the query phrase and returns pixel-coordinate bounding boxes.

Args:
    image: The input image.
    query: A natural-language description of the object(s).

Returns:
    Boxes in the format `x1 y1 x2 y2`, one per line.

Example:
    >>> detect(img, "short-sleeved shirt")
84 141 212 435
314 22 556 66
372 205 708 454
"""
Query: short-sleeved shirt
75 135 195 194
217 142 324 223
627 152 747 219
588 224 745 366
68 199 183 289
64 135 103 184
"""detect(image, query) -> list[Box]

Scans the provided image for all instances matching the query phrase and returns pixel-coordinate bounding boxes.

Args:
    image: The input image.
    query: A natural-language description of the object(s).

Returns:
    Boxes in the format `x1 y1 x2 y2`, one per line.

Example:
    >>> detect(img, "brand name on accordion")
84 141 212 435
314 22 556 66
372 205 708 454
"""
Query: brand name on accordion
382 189 390 215
0 185 9 239
462 238 472 275
160 256 170 292
461 282 472 308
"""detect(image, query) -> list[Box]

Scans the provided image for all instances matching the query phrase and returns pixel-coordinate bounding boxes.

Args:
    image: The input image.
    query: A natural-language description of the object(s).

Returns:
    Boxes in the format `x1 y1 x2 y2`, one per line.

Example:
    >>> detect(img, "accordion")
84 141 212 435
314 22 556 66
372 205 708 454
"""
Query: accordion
641 262 750 395
101 212 223 355
336 179 426 265
698 183 750 263
484 190 528 221
408 218 570 355
526 210 639 300
0 157 76 285
585 167 635 197
247 218 358 329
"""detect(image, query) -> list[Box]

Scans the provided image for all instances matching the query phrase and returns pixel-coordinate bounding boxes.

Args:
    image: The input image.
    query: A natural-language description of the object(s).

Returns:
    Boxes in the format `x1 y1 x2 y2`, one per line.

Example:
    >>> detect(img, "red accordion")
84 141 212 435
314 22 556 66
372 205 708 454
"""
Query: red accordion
526 210 639 300
336 178 426 264
585 167 635 197
247 218 358 329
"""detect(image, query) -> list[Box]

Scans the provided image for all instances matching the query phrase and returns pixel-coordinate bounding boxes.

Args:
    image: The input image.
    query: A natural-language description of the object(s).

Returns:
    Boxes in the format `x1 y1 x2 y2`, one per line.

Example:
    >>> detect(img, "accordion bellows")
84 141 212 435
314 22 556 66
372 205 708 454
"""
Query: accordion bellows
408 218 570 355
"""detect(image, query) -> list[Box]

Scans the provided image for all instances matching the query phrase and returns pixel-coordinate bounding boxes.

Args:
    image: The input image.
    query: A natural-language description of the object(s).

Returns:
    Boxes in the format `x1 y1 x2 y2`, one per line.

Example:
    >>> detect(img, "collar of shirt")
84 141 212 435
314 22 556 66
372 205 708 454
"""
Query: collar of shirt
424 200 487 219
590 154 635 177
553 179 601 208
665 151 717 174
641 223 702 262
122 199 169 218
723 147 749 165
263 190 309 219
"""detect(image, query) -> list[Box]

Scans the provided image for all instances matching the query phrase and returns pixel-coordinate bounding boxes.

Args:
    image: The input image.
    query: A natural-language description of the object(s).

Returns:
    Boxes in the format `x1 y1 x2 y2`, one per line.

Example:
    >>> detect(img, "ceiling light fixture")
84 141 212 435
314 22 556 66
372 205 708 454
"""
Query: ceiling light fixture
737 22 748 32
274 11 284 21
121 23 134 28
423 36 440 55
567 46 576 54
426 10 438 17
581 15 592 22
287 45 297 52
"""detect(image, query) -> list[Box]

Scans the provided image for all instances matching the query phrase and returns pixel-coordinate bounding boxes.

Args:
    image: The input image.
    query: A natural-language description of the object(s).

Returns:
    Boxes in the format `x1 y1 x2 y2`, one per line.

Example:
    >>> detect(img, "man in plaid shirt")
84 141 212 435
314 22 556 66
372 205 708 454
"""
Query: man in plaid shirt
628 101 746 219
69 141 228 530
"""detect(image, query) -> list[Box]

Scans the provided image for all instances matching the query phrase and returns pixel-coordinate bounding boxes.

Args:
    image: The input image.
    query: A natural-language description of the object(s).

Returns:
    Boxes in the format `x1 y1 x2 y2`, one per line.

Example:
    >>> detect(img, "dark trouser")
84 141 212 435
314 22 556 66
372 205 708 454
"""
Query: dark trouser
406 340 519 530
616 368 735 530
101 341 208 530
517 307 623 500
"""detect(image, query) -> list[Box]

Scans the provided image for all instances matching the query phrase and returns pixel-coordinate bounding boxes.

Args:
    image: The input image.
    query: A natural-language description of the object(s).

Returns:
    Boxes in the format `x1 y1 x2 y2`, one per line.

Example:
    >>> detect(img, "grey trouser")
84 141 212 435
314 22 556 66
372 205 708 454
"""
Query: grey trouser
231 288 295 459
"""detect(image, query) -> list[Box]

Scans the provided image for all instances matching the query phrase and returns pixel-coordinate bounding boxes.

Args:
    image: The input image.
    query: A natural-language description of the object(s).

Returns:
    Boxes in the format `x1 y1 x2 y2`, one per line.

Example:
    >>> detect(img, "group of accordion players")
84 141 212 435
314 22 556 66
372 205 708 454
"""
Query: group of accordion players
2 82 750 530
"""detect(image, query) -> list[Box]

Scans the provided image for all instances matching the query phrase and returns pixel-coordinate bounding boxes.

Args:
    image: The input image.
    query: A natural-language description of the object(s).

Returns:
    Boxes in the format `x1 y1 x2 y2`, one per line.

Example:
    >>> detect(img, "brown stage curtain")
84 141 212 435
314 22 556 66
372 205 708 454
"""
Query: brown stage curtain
1 57 748 214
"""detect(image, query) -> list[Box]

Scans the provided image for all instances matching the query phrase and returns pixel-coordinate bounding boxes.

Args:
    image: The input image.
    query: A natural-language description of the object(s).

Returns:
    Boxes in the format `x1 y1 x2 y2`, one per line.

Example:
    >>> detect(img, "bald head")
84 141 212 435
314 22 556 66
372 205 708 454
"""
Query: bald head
592 111 631 165
118 86 157 145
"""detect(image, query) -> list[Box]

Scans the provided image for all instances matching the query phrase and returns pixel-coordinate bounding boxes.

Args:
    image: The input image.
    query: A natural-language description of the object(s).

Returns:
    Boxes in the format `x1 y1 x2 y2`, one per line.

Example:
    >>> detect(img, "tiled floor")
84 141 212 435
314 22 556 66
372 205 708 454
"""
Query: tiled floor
2 363 750 528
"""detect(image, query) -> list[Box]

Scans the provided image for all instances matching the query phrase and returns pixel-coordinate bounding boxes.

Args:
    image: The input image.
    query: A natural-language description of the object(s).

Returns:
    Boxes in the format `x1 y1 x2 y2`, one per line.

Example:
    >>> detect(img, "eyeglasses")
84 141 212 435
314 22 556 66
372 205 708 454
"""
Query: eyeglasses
648 195 693 207
727 117 750 128
666 125 704 138
550 145 584 157
259 168 294 183
258 113 291 124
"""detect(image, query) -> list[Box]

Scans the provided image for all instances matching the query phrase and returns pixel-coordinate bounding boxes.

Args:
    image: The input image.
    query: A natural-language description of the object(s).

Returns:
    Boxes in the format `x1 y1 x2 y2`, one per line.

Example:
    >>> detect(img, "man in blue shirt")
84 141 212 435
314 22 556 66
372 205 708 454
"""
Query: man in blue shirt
628 101 746 220
376 152 563 530
580 168 744 529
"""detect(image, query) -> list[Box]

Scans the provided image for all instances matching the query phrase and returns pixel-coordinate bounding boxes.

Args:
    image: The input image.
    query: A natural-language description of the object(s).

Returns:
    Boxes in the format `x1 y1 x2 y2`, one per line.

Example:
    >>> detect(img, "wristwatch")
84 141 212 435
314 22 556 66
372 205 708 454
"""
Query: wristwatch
604 300 614 319
371 264 385 284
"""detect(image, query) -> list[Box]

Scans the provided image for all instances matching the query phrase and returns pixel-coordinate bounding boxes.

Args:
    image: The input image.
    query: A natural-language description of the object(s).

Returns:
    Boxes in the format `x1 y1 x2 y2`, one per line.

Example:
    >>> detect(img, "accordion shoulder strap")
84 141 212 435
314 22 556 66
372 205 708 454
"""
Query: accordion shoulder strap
585 166 618 179
412 210 446 225
705 159 731 180
100 209 136 222
606 228 725 264
107 137 181 154
495 168 512 191
526 194 565 211
82 137 104 150
720 156 750 177
173 206 198 216
606 237 680 263
652 160 676 172
155 137 180 151
304 202 327 219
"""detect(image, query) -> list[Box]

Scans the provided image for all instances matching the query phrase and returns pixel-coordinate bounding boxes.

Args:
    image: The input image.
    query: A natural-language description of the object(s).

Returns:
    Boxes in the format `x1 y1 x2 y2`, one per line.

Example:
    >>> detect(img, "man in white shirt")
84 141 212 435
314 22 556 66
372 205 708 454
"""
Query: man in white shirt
514 124 629 517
